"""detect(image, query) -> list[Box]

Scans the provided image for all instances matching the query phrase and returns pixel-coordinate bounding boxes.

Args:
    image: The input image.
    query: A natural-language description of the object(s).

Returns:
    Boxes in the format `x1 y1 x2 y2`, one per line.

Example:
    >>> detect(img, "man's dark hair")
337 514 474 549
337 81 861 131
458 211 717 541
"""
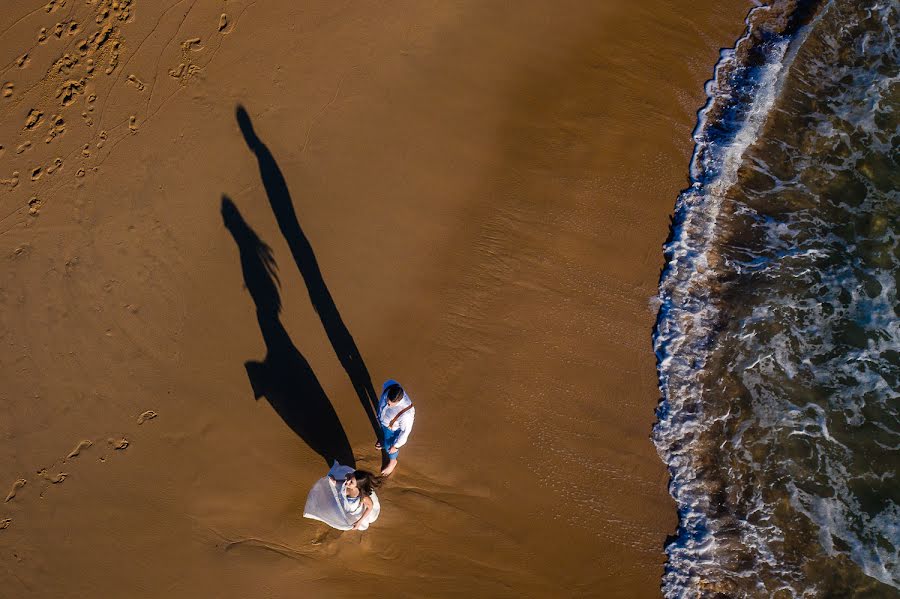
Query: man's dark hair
386 384 404 402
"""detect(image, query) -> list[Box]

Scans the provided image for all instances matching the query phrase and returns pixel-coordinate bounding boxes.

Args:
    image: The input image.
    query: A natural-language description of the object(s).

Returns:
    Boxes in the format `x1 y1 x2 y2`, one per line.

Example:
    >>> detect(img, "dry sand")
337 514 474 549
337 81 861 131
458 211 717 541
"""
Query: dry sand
0 1 751 597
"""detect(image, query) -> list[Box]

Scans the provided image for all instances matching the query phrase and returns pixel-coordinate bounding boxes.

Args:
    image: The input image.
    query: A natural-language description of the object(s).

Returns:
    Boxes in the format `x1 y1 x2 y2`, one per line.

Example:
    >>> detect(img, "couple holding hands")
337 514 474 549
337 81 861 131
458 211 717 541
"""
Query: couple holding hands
303 379 415 531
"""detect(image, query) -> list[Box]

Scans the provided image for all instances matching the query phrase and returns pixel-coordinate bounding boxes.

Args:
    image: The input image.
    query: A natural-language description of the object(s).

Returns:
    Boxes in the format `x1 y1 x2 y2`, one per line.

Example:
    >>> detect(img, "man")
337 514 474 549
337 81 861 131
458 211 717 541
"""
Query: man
375 379 415 476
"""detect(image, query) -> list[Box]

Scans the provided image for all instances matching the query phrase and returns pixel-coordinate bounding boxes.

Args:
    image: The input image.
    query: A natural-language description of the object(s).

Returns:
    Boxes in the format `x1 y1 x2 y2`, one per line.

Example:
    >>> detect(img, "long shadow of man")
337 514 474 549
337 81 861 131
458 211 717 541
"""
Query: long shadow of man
235 105 381 436
222 196 355 467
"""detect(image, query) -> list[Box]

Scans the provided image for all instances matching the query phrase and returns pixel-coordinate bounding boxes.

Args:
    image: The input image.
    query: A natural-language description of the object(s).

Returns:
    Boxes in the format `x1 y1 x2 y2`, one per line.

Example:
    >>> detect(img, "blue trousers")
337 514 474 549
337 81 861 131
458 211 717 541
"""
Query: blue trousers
381 424 401 459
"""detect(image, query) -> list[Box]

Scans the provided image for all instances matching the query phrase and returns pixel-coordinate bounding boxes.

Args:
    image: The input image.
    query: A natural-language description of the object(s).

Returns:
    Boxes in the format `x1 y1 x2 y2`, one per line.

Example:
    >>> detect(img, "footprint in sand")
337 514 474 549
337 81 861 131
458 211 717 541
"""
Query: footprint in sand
37 469 68 484
16 54 29 69
311 527 336 545
5 479 27 503
137 410 158 425
1 172 20 189
0 518 11 530
47 21 78 38
28 197 41 216
16 141 32 154
127 74 145 91
30 167 43 181
168 63 186 79
218 14 229 32
108 437 129 450
2 82 14 98
45 114 65 143
105 42 121 75
66 440 93 459
46 158 63 175
24 109 43 130
181 37 202 52
168 62 201 84
51 54 78 75
57 79 84 106
128 115 138 132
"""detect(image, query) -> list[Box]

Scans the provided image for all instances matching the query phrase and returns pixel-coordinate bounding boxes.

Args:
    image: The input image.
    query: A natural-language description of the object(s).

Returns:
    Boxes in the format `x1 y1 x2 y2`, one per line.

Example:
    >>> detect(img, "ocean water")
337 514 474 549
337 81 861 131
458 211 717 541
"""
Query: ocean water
653 0 899 596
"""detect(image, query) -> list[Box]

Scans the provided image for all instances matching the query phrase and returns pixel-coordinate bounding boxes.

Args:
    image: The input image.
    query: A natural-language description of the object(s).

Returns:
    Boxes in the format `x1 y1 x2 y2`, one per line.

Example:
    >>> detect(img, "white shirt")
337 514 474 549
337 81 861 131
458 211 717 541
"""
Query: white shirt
377 379 415 449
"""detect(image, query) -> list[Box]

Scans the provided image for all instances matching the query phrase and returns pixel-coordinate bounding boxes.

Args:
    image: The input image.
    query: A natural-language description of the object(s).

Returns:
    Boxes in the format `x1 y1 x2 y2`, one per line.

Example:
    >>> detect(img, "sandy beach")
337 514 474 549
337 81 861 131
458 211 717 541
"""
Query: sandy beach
1 1 751 596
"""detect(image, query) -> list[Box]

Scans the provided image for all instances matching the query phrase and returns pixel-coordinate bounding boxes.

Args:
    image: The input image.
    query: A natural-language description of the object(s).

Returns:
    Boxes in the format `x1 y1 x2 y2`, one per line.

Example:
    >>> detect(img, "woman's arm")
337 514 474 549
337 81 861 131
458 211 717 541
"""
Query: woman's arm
351 496 374 530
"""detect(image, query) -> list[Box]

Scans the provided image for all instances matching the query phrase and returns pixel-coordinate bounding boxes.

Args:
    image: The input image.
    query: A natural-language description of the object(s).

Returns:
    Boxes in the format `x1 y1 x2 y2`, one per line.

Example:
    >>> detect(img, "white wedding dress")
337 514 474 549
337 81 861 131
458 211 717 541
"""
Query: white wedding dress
303 462 381 531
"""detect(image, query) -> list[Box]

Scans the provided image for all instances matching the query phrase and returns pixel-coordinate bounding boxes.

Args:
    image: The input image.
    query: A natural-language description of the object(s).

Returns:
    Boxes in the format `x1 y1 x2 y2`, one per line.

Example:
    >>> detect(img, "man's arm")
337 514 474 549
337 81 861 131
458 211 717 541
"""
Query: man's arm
392 409 415 449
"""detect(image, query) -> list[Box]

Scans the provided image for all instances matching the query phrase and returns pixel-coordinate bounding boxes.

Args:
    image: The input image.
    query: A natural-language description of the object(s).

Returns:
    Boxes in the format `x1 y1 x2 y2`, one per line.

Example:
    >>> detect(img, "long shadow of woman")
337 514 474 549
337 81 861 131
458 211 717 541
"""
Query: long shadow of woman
222 195 355 468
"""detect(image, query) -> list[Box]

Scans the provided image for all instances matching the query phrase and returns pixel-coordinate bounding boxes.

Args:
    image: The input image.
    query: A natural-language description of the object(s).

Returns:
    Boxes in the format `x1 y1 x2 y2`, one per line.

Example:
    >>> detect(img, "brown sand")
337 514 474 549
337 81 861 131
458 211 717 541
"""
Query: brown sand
0 1 751 597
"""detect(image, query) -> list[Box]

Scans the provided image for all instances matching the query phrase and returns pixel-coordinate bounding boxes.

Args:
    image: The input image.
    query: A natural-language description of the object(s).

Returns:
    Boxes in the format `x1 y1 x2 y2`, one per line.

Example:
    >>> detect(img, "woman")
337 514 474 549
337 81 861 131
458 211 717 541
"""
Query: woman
331 468 381 530
303 462 381 531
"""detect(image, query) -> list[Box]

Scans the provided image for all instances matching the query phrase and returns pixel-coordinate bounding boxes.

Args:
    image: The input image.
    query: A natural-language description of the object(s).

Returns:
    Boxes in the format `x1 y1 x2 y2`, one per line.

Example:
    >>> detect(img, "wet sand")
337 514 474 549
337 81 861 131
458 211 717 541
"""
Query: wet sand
0 1 751 597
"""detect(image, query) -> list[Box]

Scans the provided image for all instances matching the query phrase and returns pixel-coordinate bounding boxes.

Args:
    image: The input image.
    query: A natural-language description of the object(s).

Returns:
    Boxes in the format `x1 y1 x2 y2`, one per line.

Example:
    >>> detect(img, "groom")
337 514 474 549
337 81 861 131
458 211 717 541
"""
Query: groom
375 380 415 475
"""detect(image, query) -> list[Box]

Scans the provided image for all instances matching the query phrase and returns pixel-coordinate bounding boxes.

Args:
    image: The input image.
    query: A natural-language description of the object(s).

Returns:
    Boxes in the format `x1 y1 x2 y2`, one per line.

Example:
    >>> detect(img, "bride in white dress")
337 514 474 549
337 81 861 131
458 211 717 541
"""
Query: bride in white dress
303 462 381 531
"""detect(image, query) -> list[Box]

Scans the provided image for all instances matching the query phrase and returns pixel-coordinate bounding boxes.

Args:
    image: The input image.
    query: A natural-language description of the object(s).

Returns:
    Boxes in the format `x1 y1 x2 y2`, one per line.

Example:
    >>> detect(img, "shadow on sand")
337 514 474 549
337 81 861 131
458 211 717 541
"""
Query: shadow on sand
234 105 381 437
222 196 355 467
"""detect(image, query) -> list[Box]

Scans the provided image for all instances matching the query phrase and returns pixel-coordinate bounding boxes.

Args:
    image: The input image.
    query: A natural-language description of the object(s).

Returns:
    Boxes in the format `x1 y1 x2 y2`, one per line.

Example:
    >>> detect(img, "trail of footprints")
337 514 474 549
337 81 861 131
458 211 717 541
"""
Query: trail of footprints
0 2 234 217
0 0 135 217
0 410 158 531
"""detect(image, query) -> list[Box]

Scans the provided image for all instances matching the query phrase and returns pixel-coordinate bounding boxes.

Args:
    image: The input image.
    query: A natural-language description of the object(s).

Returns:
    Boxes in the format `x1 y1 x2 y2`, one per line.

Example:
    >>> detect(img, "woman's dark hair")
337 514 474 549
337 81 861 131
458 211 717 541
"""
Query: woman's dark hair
386 384 404 402
352 470 383 497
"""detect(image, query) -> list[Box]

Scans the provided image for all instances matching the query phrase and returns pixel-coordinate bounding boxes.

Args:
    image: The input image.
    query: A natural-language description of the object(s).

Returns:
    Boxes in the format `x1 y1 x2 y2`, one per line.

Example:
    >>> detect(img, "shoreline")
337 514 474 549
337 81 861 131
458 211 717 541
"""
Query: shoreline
0 1 752 596
653 0 900 594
